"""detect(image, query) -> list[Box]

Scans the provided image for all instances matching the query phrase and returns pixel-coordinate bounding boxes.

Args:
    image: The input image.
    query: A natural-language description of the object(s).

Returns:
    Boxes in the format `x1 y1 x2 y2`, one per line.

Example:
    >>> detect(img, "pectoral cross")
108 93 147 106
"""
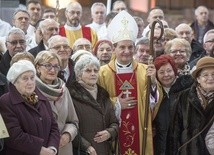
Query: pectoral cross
123 89 131 98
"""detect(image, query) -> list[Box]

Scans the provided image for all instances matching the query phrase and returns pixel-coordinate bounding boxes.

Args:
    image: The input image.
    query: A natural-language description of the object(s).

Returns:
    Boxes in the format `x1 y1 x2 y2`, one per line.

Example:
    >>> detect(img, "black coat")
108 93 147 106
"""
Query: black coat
28 40 46 58
68 81 119 155
0 51 11 76
190 20 214 44
153 75 194 155
171 83 214 155
189 39 206 63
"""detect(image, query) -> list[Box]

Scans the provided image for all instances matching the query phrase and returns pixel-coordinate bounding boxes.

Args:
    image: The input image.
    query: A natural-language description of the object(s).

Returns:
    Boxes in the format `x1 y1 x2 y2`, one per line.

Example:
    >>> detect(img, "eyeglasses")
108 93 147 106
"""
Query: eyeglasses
170 49 187 54
7 40 26 46
83 68 99 73
200 73 214 79
205 39 214 43
50 45 70 51
40 63 61 71
46 27 59 32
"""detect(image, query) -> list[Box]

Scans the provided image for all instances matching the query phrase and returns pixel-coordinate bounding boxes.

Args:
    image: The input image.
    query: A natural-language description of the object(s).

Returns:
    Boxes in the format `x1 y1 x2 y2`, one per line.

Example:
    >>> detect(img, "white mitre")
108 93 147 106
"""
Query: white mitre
107 10 138 44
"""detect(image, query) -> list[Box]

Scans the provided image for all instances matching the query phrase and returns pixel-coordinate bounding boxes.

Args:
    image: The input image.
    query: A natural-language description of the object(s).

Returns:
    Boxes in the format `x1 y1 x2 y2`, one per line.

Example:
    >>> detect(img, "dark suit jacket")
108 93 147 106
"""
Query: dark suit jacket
28 40 46 58
58 59 76 87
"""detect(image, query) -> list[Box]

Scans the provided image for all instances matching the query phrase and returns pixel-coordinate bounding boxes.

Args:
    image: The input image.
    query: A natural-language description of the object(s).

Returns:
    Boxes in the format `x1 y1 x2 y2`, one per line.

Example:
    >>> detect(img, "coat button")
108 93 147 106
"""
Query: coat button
39 117 42 120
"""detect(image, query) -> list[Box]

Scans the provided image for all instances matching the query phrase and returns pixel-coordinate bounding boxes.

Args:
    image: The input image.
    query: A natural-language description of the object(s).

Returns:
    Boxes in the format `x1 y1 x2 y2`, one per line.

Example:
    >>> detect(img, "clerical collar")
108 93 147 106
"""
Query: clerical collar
116 61 133 73
65 24 81 30
116 61 132 68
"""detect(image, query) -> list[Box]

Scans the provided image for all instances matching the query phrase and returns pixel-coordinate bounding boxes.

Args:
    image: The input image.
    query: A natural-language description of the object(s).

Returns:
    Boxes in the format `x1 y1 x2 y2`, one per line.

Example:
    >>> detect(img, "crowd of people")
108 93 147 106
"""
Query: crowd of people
0 0 214 155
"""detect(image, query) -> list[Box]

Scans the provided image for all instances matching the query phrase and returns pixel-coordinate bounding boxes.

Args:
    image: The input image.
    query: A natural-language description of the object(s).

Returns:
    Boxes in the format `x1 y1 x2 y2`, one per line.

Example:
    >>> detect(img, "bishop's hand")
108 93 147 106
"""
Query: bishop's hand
118 91 137 109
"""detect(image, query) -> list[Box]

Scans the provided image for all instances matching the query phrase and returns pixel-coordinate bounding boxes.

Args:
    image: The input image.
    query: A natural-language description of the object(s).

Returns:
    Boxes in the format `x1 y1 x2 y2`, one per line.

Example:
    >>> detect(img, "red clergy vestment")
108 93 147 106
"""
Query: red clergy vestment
115 72 140 155
59 26 92 43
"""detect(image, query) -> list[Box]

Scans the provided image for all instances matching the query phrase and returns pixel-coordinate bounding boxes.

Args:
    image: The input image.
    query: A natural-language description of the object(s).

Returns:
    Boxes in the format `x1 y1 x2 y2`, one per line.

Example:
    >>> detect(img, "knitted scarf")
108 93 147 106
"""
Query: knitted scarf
36 76 65 101
178 63 191 76
196 84 214 109
22 92 38 105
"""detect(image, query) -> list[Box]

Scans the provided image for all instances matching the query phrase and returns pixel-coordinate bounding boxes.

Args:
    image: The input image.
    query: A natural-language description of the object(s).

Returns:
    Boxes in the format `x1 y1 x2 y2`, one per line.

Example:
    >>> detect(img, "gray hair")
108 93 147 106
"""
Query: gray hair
66 1 82 12
91 2 106 15
13 9 30 19
195 5 208 16
203 29 214 43
135 37 150 46
39 19 59 33
74 55 100 79
48 35 69 48
6 28 26 41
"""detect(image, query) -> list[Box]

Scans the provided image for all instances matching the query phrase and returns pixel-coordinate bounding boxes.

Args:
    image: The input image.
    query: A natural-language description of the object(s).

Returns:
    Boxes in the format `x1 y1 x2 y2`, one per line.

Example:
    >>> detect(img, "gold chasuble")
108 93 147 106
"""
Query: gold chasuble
98 60 162 155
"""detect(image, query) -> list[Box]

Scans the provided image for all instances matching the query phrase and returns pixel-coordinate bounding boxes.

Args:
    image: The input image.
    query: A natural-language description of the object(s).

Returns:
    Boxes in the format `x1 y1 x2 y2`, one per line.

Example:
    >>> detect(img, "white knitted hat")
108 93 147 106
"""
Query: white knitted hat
7 60 36 84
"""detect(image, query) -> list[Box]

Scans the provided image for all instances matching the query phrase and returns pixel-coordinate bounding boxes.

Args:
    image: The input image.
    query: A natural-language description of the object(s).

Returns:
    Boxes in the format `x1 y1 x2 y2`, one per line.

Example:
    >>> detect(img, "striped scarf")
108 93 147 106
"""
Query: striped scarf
36 76 65 101
196 85 214 109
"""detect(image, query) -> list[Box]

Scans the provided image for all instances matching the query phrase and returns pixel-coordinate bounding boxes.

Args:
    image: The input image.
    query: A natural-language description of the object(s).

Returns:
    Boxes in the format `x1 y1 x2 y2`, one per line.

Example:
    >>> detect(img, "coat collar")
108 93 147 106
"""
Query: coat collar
8 83 47 105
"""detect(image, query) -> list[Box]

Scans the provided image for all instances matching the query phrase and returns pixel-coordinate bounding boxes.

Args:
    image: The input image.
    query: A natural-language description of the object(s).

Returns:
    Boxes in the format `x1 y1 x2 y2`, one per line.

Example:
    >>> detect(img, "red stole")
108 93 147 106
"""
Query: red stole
59 26 92 42
115 72 140 155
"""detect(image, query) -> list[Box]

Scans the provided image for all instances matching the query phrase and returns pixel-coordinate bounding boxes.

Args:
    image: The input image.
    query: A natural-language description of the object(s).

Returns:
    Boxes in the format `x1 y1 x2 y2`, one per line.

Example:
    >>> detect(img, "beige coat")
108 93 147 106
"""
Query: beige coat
49 87 78 155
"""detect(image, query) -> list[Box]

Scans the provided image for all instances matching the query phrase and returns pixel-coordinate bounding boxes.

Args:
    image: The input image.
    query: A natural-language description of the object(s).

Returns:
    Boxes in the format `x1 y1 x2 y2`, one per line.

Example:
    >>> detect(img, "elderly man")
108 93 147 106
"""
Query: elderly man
190 6 214 44
87 2 107 39
98 11 162 155
48 35 76 85
0 28 26 75
29 19 59 57
175 23 206 63
72 38 92 53
59 2 97 47
133 37 150 64
12 9 37 51
190 29 214 68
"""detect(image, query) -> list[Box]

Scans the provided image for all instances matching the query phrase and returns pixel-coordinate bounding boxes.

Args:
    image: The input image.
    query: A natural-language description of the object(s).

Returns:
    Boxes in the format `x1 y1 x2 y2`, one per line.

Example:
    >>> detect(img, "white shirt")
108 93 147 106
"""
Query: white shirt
87 22 107 40
0 19 12 37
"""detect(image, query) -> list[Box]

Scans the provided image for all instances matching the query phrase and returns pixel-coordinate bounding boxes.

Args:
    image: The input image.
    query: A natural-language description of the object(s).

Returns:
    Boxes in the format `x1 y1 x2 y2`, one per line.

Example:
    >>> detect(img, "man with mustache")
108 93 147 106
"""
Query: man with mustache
59 2 98 48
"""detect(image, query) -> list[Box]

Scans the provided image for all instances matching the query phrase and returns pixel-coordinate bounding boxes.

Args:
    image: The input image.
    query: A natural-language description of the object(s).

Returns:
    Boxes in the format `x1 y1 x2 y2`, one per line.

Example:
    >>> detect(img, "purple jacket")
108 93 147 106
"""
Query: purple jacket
0 83 60 155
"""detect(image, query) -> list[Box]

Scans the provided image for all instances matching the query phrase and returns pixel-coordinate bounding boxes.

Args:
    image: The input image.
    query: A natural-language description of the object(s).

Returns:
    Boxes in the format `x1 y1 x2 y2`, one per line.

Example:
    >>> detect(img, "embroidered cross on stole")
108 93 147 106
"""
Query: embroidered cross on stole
115 72 140 155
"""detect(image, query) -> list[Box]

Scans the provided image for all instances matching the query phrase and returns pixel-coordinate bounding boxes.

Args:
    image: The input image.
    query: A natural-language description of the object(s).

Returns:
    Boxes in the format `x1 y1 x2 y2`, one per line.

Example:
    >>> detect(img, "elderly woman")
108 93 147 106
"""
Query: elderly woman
93 40 113 66
0 60 60 155
67 55 118 155
165 38 192 76
153 54 193 155
34 51 78 155
172 56 214 155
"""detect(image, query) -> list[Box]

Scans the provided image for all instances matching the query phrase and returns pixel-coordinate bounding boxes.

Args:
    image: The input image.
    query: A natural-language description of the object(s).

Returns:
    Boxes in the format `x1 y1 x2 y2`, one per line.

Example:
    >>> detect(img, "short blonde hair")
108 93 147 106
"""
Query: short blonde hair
34 50 61 68
165 38 192 60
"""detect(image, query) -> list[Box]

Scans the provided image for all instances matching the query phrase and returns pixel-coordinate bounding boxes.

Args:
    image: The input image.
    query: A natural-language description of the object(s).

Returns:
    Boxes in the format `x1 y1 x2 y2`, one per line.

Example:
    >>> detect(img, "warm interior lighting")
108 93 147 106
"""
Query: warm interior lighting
44 0 77 9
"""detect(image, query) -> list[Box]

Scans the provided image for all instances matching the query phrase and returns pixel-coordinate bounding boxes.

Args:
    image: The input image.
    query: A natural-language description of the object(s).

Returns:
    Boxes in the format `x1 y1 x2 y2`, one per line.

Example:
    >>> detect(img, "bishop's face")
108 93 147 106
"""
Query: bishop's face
114 40 135 65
